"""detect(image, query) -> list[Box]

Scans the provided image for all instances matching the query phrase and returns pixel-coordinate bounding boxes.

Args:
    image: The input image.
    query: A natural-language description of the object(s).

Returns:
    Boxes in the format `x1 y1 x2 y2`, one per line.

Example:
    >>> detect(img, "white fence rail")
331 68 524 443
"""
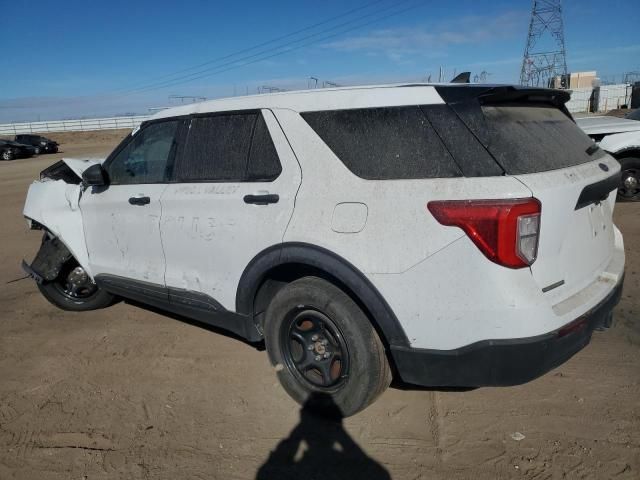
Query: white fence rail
566 87 594 113
0 115 150 136
566 83 632 113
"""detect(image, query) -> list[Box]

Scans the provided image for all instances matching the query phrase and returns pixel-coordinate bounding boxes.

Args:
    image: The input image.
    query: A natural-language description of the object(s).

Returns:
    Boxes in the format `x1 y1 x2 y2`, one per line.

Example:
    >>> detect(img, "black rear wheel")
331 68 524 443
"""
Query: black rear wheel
617 157 640 202
264 277 391 417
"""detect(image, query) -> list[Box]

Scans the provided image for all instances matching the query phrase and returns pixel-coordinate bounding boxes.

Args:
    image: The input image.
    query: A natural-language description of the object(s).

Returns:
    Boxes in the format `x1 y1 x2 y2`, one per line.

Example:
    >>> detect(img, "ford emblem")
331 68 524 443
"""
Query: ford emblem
598 163 609 172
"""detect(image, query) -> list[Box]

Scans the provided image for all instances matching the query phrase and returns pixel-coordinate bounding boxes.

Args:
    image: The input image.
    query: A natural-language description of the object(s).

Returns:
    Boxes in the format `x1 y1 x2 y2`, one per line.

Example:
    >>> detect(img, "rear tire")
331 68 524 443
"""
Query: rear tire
1 150 13 161
37 259 116 311
617 157 640 202
264 277 391 417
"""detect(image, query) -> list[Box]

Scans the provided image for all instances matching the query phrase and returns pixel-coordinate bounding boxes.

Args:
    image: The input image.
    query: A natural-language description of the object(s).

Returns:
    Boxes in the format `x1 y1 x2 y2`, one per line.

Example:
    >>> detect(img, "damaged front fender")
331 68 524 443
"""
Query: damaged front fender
22 236 72 284
23 158 97 276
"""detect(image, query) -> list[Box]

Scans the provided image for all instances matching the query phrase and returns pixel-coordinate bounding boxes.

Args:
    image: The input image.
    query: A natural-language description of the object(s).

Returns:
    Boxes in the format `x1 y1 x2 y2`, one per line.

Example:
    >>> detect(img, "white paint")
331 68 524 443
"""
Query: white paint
159 109 302 309
22 83 625 353
80 184 168 284
576 116 640 136
23 180 89 272
598 130 640 156
331 203 368 234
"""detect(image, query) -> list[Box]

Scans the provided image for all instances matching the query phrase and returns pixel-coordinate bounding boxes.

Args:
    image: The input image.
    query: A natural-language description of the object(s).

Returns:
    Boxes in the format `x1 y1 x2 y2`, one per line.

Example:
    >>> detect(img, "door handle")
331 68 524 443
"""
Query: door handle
128 195 151 206
243 193 279 205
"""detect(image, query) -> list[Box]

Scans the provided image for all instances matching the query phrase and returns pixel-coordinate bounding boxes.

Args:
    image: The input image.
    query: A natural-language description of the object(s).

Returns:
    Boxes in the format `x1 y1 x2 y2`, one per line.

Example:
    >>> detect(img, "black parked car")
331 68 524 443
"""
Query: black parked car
0 140 36 160
14 134 59 154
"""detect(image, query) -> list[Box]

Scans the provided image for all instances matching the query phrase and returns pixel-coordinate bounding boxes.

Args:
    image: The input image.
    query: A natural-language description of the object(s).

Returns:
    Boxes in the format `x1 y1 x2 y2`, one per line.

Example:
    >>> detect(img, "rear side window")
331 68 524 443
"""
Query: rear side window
477 105 602 174
175 112 282 182
302 107 463 180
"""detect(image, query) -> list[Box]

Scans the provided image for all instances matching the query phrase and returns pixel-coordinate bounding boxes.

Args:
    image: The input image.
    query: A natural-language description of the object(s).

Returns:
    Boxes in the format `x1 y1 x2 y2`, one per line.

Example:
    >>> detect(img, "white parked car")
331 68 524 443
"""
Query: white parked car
577 110 640 201
22 84 625 416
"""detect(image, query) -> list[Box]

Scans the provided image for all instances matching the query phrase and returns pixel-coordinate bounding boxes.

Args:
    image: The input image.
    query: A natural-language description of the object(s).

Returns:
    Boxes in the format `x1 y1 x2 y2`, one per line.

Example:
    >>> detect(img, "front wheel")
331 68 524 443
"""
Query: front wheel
264 277 391 417
618 157 640 202
37 259 116 311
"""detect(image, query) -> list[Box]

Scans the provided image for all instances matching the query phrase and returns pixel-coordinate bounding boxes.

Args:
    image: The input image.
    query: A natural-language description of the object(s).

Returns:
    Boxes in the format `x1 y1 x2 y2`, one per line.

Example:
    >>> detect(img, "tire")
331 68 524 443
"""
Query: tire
1 150 13 161
34 147 41 155
617 157 640 202
264 277 392 417
37 259 116 312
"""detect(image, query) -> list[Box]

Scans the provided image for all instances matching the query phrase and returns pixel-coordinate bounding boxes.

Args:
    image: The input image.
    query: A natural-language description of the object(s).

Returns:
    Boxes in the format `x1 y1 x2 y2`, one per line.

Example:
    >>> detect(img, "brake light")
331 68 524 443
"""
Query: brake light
427 198 541 269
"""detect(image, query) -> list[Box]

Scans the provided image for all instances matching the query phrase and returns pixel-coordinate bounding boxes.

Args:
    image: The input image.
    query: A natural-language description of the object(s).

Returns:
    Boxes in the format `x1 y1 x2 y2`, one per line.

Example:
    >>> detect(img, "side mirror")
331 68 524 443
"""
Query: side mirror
82 163 107 187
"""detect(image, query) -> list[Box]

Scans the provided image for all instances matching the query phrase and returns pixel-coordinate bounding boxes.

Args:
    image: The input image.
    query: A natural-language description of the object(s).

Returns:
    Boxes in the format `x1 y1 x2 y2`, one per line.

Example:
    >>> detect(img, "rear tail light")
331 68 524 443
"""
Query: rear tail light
427 198 541 269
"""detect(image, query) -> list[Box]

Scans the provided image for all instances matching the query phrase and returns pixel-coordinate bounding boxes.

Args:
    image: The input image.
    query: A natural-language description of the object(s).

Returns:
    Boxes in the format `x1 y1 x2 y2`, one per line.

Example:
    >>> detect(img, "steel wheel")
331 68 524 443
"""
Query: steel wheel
619 168 640 200
51 261 98 300
280 307 350 390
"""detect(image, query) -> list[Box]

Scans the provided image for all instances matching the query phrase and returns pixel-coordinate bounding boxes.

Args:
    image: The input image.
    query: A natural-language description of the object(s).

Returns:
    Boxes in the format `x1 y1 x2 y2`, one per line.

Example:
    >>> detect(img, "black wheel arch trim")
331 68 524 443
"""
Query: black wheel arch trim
235 242 410 348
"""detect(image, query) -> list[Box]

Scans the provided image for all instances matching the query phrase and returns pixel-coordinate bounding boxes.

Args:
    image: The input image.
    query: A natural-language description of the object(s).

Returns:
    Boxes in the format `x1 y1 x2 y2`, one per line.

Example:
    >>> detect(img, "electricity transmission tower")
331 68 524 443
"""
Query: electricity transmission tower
520 0 568 88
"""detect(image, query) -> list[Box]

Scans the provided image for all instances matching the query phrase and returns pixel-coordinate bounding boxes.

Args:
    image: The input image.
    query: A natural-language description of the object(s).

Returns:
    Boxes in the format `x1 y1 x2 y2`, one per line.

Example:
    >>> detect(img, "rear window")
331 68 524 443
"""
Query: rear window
476 105 603 175
302 107 464 180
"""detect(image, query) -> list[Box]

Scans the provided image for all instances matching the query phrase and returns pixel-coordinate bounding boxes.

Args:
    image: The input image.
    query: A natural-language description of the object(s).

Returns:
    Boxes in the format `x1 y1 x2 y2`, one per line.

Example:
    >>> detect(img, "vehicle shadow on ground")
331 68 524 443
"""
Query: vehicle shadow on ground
124 299 266 350
256 392 391 480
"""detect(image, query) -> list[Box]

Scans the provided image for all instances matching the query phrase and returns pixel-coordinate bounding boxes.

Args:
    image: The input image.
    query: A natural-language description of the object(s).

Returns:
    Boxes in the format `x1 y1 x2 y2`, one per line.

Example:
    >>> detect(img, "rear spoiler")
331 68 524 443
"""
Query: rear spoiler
435 85 572 118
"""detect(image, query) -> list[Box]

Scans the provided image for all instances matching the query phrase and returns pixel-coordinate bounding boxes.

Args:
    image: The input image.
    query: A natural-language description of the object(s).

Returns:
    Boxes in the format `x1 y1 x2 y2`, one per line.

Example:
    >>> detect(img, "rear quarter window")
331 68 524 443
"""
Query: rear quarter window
302 107 463 180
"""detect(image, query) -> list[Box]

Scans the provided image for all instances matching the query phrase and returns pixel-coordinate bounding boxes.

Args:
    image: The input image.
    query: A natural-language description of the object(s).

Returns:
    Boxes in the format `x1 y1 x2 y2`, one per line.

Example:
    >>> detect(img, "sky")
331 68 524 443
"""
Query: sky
1 0 638 122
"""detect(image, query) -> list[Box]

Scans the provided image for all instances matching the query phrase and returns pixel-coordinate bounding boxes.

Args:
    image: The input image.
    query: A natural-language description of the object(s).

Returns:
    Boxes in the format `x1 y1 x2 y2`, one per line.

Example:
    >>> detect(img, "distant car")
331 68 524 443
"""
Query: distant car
14 134 59 155
576 111 640 201
0 140 36 161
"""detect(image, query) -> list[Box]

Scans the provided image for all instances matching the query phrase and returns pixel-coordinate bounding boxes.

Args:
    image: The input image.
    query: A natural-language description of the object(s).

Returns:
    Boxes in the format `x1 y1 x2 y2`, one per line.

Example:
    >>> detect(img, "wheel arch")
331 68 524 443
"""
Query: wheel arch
236 242 410 348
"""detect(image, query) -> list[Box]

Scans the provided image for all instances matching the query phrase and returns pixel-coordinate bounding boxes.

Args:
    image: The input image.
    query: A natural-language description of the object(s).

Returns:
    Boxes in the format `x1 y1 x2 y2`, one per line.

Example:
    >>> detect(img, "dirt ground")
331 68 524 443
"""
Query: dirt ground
0 130 638 479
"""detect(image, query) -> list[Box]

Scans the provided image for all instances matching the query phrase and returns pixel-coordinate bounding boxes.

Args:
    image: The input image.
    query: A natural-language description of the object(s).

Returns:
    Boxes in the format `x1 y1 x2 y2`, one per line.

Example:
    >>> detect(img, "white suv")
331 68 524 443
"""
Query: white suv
23 84 625 416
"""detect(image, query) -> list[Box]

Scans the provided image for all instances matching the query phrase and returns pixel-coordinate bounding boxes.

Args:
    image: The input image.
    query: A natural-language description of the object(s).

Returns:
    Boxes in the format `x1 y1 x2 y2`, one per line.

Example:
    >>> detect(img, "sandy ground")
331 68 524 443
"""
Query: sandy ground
0 130 638 479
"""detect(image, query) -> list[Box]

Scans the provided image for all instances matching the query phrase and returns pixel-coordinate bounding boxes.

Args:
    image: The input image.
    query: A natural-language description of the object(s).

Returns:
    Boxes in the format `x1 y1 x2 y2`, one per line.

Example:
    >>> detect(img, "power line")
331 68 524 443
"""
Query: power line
115 0 389 92
121 0 418 96
0 0 424 109
123 0 423 97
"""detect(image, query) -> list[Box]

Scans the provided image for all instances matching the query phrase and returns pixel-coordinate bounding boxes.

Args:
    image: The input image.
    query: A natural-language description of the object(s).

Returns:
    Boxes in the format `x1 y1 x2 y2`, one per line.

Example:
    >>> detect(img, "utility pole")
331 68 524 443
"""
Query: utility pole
520 0 568 88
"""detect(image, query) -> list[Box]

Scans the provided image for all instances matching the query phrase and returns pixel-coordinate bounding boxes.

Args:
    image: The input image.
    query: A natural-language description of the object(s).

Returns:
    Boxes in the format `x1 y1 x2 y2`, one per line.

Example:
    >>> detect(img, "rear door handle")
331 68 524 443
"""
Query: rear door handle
243 194 279 205
129 195 151 206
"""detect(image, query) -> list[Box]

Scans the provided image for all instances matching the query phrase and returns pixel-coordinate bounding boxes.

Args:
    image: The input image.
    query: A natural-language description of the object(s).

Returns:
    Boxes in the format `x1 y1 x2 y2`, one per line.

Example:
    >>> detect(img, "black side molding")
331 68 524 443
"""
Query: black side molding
575 172 620 210
95 274 262 342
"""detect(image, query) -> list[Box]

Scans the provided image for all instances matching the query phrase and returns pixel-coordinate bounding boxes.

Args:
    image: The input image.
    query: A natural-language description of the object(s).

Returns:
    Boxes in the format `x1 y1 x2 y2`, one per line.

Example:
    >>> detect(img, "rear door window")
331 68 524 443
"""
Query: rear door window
246 113 282 181
175 111 282 183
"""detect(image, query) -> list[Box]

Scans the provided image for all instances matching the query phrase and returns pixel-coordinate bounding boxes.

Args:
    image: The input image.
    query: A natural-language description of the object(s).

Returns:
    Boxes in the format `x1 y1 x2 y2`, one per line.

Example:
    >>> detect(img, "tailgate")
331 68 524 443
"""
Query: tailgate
434 85 624 299
514 157 620 297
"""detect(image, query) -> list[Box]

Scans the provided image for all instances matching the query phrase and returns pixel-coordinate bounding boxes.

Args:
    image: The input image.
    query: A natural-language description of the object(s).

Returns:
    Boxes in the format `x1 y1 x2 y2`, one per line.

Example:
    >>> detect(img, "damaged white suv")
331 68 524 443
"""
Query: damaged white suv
23 84 625 416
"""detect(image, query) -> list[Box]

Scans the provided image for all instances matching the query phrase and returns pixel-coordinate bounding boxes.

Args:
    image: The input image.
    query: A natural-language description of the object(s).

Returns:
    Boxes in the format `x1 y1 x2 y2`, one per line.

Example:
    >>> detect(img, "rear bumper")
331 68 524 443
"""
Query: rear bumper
390 275 624 387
